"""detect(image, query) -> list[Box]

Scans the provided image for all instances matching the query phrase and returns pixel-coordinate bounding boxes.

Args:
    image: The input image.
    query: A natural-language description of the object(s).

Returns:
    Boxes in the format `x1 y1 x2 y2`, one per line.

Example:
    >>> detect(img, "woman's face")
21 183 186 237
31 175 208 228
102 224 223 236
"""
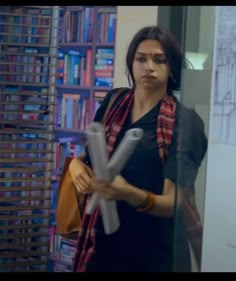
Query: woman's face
132 39 170 91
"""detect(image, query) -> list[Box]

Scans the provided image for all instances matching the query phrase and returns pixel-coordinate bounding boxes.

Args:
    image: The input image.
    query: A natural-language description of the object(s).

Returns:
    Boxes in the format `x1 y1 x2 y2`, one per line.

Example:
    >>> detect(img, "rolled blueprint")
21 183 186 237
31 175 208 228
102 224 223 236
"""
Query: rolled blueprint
85 122 144 234
106 128 144 179
87 126 144 215
86 122 119 234
85 122 109 216
86 122 109 181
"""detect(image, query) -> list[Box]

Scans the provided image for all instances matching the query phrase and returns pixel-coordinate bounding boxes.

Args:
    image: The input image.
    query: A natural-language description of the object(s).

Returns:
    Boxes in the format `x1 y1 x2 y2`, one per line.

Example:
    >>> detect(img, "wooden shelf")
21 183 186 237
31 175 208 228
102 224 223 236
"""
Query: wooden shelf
56 85 90 90
94 86 112 91
0 42 50 47
95 42 115 47
54 127 85 134
0 5 117 272
59 42 93 47
48 256 73 266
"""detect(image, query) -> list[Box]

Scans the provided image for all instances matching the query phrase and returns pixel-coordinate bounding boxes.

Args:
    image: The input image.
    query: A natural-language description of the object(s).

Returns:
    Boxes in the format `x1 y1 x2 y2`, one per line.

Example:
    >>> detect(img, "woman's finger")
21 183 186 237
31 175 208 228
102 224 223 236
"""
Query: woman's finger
95 189 113 200
81 173 94 187
77 177 90 190
85 165 95 179
74 181 86 193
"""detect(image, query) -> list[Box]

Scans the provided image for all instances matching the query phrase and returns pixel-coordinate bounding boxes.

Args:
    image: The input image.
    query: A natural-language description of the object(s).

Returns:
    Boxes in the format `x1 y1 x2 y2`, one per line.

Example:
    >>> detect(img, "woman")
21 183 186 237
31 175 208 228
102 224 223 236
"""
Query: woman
69 26 207 272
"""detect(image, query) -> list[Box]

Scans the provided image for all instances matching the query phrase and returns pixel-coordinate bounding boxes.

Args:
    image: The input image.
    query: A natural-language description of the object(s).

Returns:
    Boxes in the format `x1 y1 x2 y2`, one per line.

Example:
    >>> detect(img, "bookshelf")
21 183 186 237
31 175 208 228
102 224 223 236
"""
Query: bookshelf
0 6 59 272
0 5 116 272
48 6 117 272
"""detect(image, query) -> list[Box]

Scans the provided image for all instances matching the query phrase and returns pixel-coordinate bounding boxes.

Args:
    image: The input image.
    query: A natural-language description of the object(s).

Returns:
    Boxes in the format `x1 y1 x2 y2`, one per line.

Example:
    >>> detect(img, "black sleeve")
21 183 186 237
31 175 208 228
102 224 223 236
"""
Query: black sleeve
163 105 208 188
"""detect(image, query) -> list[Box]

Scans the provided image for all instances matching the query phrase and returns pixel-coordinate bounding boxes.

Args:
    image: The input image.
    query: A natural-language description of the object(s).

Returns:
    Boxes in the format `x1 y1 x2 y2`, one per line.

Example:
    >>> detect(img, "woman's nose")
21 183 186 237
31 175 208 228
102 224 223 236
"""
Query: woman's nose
145 59 154 71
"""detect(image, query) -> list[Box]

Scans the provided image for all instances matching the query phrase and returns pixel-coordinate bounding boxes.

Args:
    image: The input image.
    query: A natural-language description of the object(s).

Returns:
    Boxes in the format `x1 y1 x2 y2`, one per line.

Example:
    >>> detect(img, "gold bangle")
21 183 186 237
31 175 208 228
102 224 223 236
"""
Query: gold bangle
136 191 155 213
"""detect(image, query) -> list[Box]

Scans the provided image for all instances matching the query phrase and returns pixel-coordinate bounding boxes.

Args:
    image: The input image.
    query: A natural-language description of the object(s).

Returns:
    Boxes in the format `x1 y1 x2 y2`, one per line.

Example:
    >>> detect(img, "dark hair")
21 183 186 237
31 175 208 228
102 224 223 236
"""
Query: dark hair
126 26 183 95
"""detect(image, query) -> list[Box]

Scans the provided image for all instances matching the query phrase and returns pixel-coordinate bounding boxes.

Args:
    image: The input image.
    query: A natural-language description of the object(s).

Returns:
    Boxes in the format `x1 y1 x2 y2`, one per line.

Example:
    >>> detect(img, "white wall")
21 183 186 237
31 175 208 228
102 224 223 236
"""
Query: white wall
201 6 236 272
202 145 236 271
113 6 158 88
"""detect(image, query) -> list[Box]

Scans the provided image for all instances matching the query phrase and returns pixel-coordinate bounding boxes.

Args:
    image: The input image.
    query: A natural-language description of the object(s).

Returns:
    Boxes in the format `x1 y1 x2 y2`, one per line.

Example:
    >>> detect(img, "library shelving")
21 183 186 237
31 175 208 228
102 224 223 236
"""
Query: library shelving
0 6 60 272
48 6 117 272
0 5 117 272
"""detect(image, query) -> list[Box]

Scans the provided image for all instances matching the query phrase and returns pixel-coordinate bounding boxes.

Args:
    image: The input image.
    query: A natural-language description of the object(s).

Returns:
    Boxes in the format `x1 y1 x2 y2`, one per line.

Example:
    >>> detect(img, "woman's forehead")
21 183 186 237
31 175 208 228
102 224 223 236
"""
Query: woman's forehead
136 40 165 55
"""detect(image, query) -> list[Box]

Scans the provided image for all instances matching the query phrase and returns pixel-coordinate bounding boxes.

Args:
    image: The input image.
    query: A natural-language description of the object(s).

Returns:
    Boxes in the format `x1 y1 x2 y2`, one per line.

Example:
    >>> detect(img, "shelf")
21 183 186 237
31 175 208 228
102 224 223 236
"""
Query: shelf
54 127 85 134
58 42 115 47
0 51 55 57
0 42 51 47
48 256 73 266
24 6 53 8
1 124 52 131
59 42 93 47
95 42 115 47
0 5 60 273
93 86 113 91
0 4 117 273
0 81 51 87
56 85 91 90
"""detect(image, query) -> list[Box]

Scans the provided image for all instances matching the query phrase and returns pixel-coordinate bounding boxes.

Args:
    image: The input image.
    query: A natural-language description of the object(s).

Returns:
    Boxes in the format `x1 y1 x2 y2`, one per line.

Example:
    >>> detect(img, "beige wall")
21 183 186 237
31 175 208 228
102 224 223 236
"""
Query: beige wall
113 6 158 88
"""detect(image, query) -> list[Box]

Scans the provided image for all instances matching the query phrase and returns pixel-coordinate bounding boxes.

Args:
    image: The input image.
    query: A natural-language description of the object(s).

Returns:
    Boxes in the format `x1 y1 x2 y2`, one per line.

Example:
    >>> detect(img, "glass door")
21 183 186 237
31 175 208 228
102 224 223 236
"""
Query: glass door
158 5 217 272
171 6 216 272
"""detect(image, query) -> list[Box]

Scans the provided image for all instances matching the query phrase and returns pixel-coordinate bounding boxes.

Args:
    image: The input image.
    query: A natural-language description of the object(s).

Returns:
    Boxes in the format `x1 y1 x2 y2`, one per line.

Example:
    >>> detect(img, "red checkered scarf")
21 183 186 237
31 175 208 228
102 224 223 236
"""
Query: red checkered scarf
73 90 202 272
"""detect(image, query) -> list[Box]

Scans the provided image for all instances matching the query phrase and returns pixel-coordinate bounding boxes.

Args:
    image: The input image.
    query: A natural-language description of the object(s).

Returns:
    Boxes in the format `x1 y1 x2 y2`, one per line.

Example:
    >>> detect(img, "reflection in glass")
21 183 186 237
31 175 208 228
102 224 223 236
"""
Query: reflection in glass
172 6 216 272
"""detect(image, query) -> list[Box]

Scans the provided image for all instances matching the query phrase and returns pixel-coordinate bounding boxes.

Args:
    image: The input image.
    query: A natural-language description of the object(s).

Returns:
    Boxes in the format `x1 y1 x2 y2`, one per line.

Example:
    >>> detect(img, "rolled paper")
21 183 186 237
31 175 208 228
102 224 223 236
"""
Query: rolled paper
99 199 120 234
86 122 109 181
86 122 120 234
106 128 144 178
85 122 109 214
85 122 144 234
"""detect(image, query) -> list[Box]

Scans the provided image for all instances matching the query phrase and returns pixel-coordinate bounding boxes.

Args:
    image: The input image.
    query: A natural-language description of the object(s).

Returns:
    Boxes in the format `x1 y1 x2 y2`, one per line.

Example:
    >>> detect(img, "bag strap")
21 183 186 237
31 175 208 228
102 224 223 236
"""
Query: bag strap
102 87 130 123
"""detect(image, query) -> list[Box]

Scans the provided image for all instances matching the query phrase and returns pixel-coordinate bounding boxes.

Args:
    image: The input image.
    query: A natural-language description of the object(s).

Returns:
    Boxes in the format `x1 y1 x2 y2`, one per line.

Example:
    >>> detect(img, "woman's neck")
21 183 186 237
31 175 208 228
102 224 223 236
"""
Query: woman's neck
130 87 168 123
133 88 167 112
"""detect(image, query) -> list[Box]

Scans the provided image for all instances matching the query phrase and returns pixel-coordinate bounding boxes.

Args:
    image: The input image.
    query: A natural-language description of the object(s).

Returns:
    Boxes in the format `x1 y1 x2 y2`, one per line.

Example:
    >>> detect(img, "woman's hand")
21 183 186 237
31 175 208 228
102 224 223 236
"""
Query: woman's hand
92 175 131 201
69 157 95 194
92 174 177 218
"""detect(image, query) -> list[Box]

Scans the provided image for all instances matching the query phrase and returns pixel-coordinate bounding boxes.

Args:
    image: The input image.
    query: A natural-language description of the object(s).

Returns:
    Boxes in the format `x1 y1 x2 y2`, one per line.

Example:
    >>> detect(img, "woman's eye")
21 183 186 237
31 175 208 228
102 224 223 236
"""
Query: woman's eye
136 57 146 63
155 57 167 64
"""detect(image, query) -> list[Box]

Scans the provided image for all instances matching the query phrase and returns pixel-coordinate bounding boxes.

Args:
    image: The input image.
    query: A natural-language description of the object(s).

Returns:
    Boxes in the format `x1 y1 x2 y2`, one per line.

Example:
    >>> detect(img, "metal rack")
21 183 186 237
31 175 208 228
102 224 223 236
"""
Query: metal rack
0 6 59 272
